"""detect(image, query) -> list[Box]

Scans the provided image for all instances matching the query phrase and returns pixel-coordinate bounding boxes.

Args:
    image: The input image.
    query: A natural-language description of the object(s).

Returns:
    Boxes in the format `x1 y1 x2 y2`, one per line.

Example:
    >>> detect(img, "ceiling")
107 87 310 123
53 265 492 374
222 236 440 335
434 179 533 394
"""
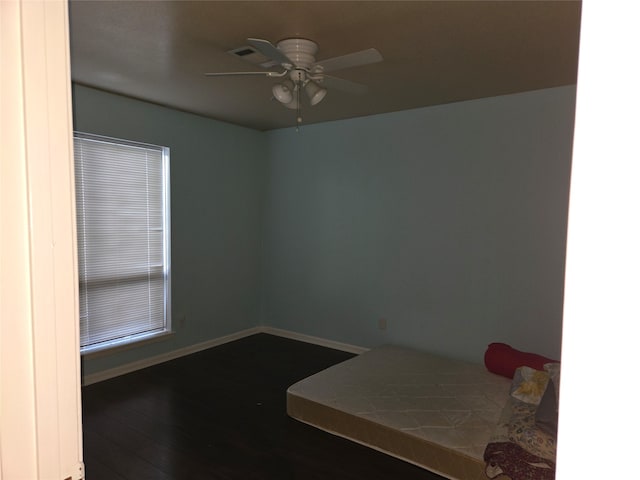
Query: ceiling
68 1 581 131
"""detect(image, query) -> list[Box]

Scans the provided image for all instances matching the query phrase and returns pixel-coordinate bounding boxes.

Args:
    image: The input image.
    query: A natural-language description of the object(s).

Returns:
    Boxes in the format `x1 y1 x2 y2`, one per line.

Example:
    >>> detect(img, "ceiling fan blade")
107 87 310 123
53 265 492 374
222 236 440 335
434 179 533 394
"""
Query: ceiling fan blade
204 70 287 78
247 38 293 67
320 75 368 95
314 48 383 74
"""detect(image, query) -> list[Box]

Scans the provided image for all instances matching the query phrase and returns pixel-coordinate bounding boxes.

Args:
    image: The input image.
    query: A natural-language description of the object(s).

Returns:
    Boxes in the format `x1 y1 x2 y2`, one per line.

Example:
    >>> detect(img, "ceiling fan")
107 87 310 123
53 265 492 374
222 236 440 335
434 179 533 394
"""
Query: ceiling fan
205 38 383 125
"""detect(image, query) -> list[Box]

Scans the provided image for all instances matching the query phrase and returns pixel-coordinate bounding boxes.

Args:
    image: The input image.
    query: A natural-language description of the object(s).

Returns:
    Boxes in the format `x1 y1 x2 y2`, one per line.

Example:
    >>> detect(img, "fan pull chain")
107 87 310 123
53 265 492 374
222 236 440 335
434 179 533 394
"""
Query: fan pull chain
296 74 302 131
296 98 302 131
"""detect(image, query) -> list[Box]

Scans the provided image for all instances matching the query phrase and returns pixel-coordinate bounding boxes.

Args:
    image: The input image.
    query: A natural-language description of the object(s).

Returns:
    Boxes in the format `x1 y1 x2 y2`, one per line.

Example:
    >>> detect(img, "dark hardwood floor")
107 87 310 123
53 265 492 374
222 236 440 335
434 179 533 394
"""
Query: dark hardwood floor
82 333 446 479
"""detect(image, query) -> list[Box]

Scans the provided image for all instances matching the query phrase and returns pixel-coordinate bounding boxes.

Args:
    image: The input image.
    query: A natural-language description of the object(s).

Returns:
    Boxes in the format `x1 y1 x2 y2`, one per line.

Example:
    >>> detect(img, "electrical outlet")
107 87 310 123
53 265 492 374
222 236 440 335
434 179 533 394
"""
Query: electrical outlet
178 314 186 327
378 318 387 331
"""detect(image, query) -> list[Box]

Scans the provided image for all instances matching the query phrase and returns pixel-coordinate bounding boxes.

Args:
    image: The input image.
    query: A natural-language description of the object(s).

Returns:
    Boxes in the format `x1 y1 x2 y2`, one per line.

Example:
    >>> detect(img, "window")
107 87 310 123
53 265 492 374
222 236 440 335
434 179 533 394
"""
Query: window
74 132 171 354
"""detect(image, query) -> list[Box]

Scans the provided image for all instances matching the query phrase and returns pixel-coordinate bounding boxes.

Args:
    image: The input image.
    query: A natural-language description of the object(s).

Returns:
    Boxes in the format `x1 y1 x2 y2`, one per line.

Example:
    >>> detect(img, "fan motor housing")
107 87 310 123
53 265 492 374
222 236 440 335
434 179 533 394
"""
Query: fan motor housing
277 38 318 69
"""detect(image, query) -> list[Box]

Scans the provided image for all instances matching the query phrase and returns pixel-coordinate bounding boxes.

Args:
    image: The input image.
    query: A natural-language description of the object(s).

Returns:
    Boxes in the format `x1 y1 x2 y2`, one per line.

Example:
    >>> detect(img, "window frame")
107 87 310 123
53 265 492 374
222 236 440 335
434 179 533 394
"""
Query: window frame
73 131 172 355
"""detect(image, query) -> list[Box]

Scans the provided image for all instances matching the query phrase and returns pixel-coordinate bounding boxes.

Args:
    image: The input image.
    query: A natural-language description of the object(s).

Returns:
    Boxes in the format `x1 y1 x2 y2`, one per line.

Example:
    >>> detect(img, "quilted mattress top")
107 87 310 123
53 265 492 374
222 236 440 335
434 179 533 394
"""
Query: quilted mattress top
287 344 511 460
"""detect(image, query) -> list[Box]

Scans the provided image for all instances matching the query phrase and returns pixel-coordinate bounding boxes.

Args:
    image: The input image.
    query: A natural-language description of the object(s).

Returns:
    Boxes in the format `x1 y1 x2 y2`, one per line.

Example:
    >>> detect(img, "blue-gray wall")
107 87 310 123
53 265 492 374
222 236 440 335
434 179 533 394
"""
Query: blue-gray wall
72 85 267 375
262 86 576 362
73 84 575 374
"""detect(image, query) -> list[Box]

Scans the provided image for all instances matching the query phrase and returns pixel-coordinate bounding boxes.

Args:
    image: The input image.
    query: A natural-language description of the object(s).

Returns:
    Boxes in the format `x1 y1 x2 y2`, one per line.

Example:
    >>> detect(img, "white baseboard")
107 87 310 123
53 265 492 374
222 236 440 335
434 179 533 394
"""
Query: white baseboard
82 326 367 385
82 326 262 385
261 326 369 355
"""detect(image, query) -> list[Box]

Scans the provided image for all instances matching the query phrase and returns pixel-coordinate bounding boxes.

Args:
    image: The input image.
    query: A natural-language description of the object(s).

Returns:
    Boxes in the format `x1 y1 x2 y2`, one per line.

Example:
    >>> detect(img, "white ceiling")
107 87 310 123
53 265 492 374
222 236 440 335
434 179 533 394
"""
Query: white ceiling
68 1 581 131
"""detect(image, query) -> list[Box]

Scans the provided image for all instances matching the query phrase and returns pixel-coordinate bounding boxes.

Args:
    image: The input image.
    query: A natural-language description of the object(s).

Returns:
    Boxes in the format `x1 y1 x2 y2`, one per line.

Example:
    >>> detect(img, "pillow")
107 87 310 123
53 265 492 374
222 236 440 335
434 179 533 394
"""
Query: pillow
510 366 549 405
535 362 561 436
543 362 561 404
535 378 558 436
484 343 559 379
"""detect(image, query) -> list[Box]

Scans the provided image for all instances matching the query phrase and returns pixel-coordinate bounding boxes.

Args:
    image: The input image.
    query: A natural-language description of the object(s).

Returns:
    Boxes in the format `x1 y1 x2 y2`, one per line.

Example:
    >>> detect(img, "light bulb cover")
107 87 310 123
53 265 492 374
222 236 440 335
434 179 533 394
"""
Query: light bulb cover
282 84 300 109
272 81 293 104
305 80 327 106
283 98 300 109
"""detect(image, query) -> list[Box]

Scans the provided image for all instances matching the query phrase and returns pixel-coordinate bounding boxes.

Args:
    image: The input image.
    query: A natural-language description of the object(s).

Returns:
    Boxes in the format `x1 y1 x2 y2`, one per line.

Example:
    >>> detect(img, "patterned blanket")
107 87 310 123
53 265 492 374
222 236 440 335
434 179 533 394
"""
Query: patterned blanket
484 441 555 480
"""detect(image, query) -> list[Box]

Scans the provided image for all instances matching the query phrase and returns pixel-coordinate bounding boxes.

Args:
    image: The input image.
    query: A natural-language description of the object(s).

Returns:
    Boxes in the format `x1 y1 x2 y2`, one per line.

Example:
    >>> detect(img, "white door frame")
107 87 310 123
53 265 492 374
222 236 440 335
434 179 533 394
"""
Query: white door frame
1 1 84 478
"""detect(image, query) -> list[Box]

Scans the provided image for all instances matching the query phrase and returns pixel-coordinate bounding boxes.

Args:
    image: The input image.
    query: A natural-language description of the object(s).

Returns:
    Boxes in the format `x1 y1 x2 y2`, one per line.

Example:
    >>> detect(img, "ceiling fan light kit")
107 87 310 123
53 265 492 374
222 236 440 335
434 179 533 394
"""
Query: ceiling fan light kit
205 37 383 127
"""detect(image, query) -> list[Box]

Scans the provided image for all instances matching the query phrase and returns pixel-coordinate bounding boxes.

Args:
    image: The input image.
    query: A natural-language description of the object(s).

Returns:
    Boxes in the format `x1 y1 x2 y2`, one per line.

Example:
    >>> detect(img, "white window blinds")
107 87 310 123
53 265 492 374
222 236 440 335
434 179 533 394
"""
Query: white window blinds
74 133 171 353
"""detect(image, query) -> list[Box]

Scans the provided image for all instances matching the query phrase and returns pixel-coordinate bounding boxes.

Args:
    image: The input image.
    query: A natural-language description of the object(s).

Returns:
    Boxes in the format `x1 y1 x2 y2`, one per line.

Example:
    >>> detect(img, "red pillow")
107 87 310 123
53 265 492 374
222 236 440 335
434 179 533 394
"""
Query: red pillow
484 342 558 379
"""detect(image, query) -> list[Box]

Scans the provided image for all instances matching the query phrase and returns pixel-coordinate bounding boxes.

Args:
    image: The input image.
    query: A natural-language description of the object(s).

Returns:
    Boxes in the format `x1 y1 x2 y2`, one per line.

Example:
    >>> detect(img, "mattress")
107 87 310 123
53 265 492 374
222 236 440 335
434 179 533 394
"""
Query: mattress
287 345 511 480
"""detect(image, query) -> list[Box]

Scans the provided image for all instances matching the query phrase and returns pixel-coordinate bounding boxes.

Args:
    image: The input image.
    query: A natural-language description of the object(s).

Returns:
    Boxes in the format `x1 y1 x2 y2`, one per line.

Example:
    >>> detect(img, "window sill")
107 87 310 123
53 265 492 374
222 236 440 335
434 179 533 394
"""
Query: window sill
81 330 175 359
